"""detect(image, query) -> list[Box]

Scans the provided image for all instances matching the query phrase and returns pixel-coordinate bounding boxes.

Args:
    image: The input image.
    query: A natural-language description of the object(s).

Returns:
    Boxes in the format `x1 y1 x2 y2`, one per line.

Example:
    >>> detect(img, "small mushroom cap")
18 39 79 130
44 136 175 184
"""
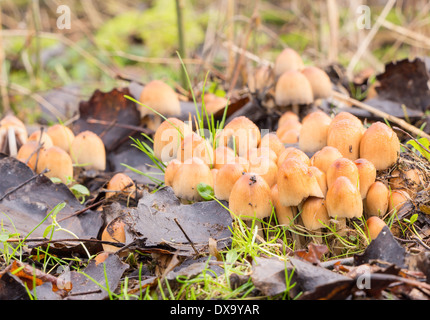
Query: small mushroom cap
0 115 26 130
278 128 300 144
277 147 310 167
101 218 126 253
213 146 237 169
47 124 75 153
203 94 229 115
326 157 360 189
329 112 364 130
271 184 296 226
177 132 214 166
28 130 54 149
249 157 278 188
300 197 330 231
301 66 333 100
37 146 74 184
310 146 343 174
106 173 136 199
389 168 422 195
274 48 305 77
228 172 272 220
388 190 409 214
249 65 274 92
309 166 327 197
164 159 183 187
277 157 324 207
359 122 400 171
214 162 248 201
153 117 192 162
217 116 261 157
278 111 300 128
260 132 285 157
275 71 314 106
327 119 364 161
326 176 363 219
299 110 332 153
366 216 387 241
354 158 377 199
70 130 106 171
247 146 277 164
171 157 213 201
16 141 42 171
364 181 389 217
138 80 181 118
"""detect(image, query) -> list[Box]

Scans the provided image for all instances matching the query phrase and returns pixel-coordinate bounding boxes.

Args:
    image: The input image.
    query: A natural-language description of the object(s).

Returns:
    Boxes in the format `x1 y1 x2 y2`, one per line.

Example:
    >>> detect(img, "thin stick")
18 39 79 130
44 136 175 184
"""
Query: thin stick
173 218 199 255
330 90 430 140
57 198 106 223
0 168 48 202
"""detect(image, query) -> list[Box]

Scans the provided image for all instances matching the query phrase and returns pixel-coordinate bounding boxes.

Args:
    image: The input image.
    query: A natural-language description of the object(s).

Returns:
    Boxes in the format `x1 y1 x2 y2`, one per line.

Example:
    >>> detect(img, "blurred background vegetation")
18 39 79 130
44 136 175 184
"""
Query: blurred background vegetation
1 0 429 123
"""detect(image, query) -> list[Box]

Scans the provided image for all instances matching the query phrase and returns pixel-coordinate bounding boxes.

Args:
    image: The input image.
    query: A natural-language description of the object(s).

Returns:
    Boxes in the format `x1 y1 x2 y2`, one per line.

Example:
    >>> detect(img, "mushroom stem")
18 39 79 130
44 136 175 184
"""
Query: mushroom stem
8 127 17 157
334 217 347 237
292 104 299 116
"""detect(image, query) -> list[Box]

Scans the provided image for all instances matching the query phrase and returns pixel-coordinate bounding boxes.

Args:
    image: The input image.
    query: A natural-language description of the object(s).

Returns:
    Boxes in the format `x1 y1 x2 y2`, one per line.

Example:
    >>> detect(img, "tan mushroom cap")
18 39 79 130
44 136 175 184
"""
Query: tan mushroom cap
274 48 305 77
260 132 285 157
366 216 387 241
0 115 28 150
271 184 296 226
309 166 328 197
106 173 136 199
327 119 364 161
300 197 330 231
228 172 272 220
16 141 42 171
171 157 213 201
70 130 106 171
278 111 300 128
299 110 332 153
301 66 333 100
364 181 389 217
247 146 277 164
249 65 274 92
217 116 261 158
214 162 248 201
354 158 377 199
275 71 314 107
203 94 228 115
249 157 278 188
278 128 300 144
153 117 192 162
138 80 181 118
101 218 126 253
326 176 363 219
329 112 364 130
277 157 324 207
37 146 74 184
310 146 343 174
388 190 409 214
28 130 54 149
326 157 360 189
277 147 310 167
389 168 422 195
47 124 75 153
359 122 400 171
177 132 214 166
212 146 235 169
164 159 183 187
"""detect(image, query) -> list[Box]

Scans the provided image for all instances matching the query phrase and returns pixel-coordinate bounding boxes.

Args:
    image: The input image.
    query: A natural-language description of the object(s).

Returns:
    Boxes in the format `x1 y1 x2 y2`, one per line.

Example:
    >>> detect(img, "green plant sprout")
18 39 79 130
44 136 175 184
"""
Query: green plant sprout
50 176 90 204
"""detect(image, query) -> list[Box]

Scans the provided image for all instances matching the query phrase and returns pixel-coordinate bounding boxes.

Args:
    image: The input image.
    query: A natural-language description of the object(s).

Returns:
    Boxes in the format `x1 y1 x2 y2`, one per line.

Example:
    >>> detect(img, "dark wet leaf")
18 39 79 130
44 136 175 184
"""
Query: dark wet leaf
72 87 141 152
0 272 30 300
0 157 103 245
354 226 407 268
110 187 233 256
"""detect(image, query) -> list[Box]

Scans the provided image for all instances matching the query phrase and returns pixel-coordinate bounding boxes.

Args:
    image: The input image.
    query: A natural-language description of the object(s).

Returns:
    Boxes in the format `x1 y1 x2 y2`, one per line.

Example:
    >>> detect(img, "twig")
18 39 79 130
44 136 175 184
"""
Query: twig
0 168 48 202
6 237 124 248
57 198 106 223
411 235 430 251
173 218 199 255
393 126 430 155
330 90 430 141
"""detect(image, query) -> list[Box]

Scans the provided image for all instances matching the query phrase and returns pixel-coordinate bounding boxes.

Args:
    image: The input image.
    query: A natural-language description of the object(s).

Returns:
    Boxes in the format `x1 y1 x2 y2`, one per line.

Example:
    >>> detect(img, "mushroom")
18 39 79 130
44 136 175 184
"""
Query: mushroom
28 129 54 149
388 190 409 214
326 176 363 234
329 111 364 131
270 184 296 226
228 172 273 233
275 70 314 115
37 146 74 184
274 48 305 78
260 132 285 157
354 158 377 199
213 146 236 169
171 157 213 202
310 146 343 174
247 146 277 164
278 111 300 128
139 80 181 131
364 181 389 218
101 218 126 253
389 167 422 196
249 156 278 188
359 122 400 171
277 147 310 167
277 157 324 207
0 115 28 156
365 216 387 242
214 162 248 201
16 141 43 171
300 197 330 243
216 116 261 158
105 173 136 199
276 118 302 137
309 166 328 197
70 130 106 171
176 132 214 166
47 124 75 153
153 117 192 163
248 65 274 94
327 118 364 161
301 66 333 101
326 157 360 189
299 110 332 153
164 159 183 187
278 128 300 144
203 94 229 115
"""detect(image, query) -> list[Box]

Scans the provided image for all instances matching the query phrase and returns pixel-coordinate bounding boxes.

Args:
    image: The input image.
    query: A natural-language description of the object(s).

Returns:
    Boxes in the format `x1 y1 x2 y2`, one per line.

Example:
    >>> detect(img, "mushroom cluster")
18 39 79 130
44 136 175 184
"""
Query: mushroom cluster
0 115 108 184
